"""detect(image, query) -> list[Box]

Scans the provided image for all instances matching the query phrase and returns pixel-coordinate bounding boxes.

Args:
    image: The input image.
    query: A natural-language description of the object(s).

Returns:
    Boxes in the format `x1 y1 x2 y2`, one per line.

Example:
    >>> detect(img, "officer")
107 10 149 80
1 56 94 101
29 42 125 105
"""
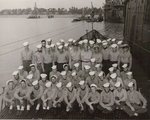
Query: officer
21 42 33 72
63 82 77 112
76 80 89 111
29 64 40 81
98 83 115 113
124 82 147 117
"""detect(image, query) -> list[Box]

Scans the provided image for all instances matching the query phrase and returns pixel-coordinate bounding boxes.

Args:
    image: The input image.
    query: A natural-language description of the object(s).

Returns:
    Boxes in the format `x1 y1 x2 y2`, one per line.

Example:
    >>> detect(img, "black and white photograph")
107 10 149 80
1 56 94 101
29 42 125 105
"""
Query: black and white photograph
0 0 149 119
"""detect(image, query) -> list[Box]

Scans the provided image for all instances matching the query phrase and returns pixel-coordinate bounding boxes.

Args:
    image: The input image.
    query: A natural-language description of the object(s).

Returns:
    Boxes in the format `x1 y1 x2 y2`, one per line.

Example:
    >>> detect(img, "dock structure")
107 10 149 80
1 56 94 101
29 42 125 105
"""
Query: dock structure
104 0 125 23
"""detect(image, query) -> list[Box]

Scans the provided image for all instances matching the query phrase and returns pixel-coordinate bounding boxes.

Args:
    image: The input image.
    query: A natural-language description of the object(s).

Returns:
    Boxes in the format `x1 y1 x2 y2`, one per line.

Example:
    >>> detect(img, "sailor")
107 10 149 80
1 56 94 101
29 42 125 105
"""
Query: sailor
60 71 70 88
14 79 30 115
120 64 129 81
46 38 52 46
39 74 48 90
95 64 104 77
63 82 77 112
80 65 91 80
86 71 97 87
72 63 83 78
26 74 33 87
89 40 95 52
50 44 57 65
90 58 96 71
53 82 64 108
109 44 120 66
41 40 47 54
78 40 83 50
64 43 69 52
124 82 147 117
98 83 115 113
12 71 21 88
68 38 74 49
81 39 92 70
109 73 123 91
33 44 44 73
112 63 121 77
3 80 16 113
60 39 65 47
69 43 81 70
101 42 110 74
85 84 100 114
92 45 103 64
71 71 81 89
51 75 58 85
118 44 132 71
49 65 61 81
18 66 28 79
56 45 69 72
111 38 116 44
106 67 115 80
117 40 123 48
29 64 40 81
113 82 127 110
42 81 56 110
76 80 89 111
97 71 108 91
21 42 33 72
28 80 43 111
96 39 102 47
63 64 71 78
123 72 137 90
43 45 54 79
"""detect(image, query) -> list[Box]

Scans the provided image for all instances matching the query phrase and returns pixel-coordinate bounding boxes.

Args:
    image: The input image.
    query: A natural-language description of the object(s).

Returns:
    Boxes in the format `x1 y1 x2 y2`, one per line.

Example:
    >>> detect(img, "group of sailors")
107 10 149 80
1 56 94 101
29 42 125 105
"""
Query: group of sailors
3 38 147 117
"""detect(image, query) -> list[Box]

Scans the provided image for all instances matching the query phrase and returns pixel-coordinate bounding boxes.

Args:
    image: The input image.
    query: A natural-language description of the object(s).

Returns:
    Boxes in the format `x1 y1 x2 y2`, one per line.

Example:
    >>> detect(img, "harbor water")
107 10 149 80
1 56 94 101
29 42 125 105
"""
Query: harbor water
0 15 124 87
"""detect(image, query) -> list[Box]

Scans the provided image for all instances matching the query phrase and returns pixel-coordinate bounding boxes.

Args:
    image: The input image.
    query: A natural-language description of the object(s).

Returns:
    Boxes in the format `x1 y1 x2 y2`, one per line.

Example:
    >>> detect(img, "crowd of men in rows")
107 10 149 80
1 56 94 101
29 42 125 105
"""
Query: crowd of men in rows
3 38 147 117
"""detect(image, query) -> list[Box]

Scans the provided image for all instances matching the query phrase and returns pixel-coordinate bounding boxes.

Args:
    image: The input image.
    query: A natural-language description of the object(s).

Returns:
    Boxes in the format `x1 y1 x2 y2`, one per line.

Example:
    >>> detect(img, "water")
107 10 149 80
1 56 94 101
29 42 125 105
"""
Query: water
0 15 124 87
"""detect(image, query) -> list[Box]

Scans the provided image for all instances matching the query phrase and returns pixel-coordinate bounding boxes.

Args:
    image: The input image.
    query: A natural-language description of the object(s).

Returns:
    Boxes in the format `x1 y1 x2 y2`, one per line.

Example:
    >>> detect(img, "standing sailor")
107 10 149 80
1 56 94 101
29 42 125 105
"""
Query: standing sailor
21 42 33 72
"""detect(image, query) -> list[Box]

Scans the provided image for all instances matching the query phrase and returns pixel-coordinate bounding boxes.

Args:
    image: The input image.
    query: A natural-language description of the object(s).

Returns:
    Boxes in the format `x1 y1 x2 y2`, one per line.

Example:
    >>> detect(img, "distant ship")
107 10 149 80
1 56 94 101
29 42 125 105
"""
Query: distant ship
27 2 40 19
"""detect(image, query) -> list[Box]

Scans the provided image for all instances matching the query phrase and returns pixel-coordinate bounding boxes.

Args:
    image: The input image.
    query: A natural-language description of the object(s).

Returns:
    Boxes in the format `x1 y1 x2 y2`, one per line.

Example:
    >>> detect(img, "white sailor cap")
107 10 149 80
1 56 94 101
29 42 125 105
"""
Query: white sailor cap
52 65 57 69
6 79 14 85
90 84 97 88
51 75 57 79
66 82 72 88
61 71 66 76
32 80 38 86
60 39 65 43
98 71 104 77
115 82 121 87
109 67 114 72
112 63 118 68
18 65 23 70
126 72 132 76
63 64 69 69
56 82 62 88
27 74 33 80
89 40 94 45
71 71 77 76
91 58 96 63
107 38 111 42
50 44 55 48
30 64 35 67
122 64 128 68
20 79 26 83
74 63 80 68
68 38 73 42
102 40 107 43
73 40 76 43
78 41 83 45
45 81 52 88
112 38 116 42
117 41 123 45
46 45 51 49
23 42 29 46
84 65 91 70
46 38 52 42
56 42 61 46
102 42 108 46
89 71 96 76
64 43 69 47
111 44 118 48
40 74 47 78
128 82 134 87
96 39 102 43
79 80 85 85
58 45 63 49
83 39 88 44
36 44 42 49
110 73 117 79
95 64 102 68
103 83 110 88
12 71 19 76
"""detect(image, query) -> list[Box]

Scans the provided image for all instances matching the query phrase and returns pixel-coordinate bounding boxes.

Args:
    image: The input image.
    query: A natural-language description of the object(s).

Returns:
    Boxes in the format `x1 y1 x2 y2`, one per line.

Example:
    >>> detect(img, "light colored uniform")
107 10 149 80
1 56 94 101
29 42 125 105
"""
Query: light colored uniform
80 50 92 70
110 77 124 90
109 51 120 62
29 70 40 81
49 71 61 82
119 51 132 64
19 70 28 79
86 76 98 87
56 51 69 63
101 48 110 61
123 78 137 90
92 52 103 64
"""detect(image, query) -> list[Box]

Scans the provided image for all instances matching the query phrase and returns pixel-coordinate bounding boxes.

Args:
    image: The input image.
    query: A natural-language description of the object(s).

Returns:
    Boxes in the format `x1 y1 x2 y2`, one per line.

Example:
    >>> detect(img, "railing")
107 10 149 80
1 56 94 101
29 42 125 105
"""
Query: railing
0 87 5 112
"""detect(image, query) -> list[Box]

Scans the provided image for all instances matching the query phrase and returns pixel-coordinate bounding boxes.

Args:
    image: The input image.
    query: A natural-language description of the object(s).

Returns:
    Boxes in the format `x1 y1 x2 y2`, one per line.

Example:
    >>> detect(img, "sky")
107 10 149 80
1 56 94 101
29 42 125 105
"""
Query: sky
0 0 105 10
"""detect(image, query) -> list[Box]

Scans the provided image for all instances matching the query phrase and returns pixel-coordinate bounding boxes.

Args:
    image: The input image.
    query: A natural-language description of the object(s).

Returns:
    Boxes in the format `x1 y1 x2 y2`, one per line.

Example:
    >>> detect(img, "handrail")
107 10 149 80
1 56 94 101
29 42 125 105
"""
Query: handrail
0 87 5 112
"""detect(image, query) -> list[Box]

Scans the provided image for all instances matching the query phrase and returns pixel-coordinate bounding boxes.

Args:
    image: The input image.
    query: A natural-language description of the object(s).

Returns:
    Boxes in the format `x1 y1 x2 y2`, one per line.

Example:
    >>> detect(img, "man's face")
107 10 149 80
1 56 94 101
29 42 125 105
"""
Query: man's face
62 75 67 79
104 87 109 93
31 67 36 72
91 87 96 93
21 81 26 88
51 78 56 84
8 82 13 89
42 78 46 82
41 42 46 47
34 84 39 90
14 74 19 80
37 48 42 52
117 86 122 92
68 86 73 91
80 84 86 89
127 75 132 79
52 69 57 72
64 66 69 71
